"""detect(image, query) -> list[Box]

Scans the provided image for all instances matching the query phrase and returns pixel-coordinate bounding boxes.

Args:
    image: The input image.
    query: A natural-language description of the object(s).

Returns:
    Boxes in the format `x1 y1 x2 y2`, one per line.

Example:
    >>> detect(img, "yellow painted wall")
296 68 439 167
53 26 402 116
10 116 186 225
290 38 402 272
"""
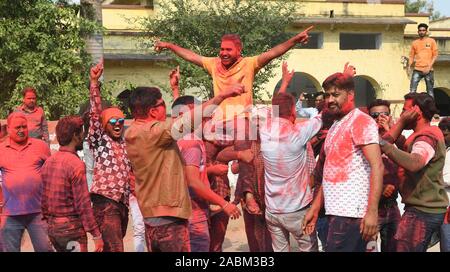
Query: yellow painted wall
405 15 428 35
296 1 404 17
430 18 450 28
102 6 154 30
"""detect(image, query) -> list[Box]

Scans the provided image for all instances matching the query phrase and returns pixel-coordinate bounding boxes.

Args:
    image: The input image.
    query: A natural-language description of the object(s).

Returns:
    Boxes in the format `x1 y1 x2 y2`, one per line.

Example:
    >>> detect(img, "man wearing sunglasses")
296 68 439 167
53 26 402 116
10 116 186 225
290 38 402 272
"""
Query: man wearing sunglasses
368 99 401 252
88 60 132 252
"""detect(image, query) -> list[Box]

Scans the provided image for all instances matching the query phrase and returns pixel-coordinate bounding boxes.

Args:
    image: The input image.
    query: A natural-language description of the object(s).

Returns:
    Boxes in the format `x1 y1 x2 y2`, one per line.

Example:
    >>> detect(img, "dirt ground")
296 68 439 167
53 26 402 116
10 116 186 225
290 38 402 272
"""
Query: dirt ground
17 211 441 252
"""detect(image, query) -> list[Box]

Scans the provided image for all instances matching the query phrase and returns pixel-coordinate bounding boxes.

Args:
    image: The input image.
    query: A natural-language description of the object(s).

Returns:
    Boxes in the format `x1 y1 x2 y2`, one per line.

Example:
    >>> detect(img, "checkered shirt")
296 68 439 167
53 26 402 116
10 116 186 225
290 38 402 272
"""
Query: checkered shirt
88 83 131 206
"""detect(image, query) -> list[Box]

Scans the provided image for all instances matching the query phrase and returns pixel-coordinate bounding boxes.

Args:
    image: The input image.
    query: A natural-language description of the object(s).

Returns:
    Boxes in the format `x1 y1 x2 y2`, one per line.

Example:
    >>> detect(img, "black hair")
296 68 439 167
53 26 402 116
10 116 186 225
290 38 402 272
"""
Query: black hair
322 73 355 92
129 87 162 119
368 99 391 113
56 116 84 146
439 117 450 131
418 23 428 30
404 92 438 121
272 92 296 119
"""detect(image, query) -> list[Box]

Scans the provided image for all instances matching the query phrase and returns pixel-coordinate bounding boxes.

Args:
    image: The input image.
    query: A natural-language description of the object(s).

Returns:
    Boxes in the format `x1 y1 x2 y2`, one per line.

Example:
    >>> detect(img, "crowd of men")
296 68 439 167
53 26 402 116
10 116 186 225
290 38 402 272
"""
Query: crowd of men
0 23 449 253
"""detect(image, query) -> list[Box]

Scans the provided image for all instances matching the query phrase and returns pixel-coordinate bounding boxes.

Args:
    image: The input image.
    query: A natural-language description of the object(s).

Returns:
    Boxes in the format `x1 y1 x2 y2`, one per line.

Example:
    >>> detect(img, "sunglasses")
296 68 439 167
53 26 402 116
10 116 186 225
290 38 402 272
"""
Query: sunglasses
370 112 389 119
109 118 125 126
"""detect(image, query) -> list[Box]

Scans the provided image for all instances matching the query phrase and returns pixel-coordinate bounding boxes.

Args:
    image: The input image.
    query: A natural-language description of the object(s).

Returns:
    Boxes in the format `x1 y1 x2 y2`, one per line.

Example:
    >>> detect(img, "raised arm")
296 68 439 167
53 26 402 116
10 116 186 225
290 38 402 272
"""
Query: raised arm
155 41 203 67
278 61 294 94
171 84 245 138
382 107 419 144
343 62 356 77
88 60 104 149
257 26 313 68
169 66 180 100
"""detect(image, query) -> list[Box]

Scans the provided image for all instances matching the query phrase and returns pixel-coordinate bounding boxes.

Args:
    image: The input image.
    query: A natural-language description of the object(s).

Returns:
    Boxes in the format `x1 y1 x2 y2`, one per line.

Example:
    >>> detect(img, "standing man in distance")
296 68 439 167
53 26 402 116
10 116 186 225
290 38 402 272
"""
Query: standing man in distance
409 23 438 98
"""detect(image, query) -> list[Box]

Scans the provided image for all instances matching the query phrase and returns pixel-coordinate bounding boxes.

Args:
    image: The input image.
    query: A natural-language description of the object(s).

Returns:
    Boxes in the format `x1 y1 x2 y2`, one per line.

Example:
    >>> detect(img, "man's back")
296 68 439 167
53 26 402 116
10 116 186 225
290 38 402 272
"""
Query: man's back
259 116 321 213
125 119 191 220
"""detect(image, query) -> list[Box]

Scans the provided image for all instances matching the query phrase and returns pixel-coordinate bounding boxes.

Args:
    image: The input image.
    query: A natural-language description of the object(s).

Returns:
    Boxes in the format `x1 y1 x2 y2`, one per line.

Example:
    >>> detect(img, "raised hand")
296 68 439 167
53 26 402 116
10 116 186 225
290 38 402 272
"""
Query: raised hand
169 66 180 88
90 59 104 83
282 61 295 85
169 66 180 99
343 62 356 77
293 25 314 44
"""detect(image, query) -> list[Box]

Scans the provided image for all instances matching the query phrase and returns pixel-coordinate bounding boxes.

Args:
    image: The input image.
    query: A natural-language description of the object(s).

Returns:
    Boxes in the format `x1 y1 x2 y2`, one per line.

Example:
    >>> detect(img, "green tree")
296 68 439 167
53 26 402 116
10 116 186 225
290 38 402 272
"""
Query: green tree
405 0 428 13
137 0 298 100
0 0 113 120
405 0 444 20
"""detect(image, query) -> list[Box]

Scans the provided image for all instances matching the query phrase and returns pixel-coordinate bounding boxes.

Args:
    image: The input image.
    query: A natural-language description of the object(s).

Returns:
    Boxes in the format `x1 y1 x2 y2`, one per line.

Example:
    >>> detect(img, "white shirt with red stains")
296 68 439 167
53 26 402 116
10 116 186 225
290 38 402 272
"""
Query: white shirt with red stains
260 115 322 214
323 108 379 218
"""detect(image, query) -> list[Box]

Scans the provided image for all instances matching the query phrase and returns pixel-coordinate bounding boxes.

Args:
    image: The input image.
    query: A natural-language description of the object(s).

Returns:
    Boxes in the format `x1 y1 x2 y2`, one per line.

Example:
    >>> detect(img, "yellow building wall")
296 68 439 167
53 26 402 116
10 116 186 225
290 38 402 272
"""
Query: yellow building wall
405 15 428 35
296 0 404 17
102 6 154 31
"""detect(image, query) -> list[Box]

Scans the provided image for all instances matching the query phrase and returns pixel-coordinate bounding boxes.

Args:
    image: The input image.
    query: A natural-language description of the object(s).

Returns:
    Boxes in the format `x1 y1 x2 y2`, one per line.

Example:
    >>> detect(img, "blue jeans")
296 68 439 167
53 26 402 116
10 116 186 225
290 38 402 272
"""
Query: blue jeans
0 213 53 252
378 204 401 252
440 223 450 252
316 216 329 252
326 216 367 252
410 70 434 97
395 207 445 252
189 220 210 252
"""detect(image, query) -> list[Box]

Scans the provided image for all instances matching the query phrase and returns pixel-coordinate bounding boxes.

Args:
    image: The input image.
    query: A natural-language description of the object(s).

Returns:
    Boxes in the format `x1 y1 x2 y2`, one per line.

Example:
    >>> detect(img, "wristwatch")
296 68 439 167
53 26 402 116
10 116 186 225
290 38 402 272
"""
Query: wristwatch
379 139 389 147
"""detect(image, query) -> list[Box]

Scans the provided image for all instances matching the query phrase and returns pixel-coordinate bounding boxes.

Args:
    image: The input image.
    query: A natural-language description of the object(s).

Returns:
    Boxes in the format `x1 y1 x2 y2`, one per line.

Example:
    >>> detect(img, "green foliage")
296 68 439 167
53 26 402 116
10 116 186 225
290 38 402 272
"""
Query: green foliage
136 0 298 100
0 0 114 120
405 0 444 20
405 0 428 13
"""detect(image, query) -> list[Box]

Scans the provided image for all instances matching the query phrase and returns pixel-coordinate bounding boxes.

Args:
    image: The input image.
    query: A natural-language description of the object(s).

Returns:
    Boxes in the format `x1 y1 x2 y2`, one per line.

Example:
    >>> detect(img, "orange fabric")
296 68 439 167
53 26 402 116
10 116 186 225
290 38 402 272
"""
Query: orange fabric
202 56 260 121
409 37 438 72
101 107 124 129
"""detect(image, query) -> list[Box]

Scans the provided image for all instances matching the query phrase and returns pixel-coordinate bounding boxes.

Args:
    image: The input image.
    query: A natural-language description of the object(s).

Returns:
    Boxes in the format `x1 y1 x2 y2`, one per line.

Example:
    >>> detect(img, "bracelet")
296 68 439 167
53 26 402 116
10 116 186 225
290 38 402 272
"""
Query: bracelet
222 202 230 210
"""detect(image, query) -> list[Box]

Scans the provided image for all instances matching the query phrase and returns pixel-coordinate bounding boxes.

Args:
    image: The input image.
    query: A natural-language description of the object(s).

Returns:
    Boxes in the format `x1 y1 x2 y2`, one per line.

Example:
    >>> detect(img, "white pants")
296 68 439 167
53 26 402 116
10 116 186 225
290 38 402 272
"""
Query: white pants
129 195 146 252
